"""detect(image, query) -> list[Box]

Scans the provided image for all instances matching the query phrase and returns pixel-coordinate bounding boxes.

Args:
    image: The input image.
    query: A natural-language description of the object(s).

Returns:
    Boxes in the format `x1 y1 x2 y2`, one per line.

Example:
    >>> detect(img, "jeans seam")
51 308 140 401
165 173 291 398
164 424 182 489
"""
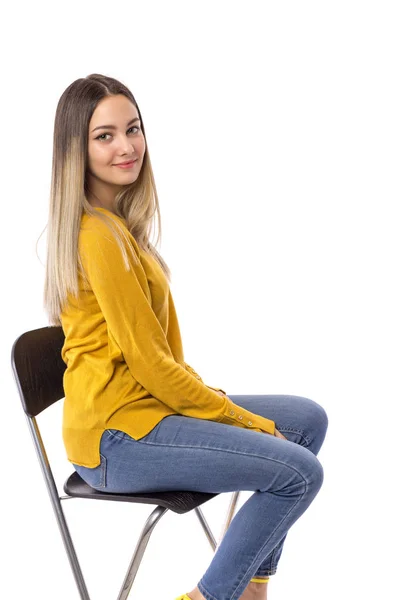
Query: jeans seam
232 474 308 598
99 453 107 488
127 440 312 474
255 549 278 577
197 580 219 600
277 427 311 446
105 429 126 439
268 546 279 572
106 437 312 484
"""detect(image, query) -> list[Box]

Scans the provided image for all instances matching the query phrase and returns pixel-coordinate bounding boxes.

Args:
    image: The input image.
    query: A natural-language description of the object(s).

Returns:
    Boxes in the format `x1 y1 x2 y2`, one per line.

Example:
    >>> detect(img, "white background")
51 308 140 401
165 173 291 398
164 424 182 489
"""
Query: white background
1 2 399 599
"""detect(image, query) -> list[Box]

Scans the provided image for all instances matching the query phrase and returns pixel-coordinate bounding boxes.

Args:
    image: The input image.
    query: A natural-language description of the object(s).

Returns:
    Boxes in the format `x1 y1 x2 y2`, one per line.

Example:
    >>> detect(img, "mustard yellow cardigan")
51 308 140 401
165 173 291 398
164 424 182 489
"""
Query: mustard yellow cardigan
60 207 275 467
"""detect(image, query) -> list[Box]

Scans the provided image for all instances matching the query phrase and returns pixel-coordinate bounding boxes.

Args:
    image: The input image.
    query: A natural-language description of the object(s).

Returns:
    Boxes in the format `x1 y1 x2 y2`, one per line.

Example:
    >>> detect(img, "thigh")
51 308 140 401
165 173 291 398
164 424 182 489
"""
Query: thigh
227 394 328 454
78 411 324 495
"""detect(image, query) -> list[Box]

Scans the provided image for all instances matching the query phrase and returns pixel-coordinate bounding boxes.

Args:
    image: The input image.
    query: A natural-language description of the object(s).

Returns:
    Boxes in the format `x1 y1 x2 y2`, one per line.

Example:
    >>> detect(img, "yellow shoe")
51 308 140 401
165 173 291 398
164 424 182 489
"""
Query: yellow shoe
175 579 268 598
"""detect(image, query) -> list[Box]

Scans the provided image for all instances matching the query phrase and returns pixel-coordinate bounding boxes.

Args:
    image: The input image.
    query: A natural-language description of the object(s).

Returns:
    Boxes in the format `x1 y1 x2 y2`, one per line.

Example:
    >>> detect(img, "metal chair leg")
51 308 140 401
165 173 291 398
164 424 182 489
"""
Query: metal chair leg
217 491 241 549
118 492 239 599
116 505 169 600
27 416 90 599
194 490 241 554
194 506 217 551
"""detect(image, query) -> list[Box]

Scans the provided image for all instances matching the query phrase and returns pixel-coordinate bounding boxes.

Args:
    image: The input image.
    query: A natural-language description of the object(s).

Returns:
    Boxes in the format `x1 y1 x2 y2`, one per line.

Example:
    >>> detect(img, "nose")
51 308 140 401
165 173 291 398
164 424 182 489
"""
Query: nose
116 133 135 155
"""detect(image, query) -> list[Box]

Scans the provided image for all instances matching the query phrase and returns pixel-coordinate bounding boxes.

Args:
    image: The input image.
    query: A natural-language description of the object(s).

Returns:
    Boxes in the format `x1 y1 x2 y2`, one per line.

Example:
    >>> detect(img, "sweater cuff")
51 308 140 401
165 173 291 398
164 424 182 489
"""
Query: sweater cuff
219 399 276 435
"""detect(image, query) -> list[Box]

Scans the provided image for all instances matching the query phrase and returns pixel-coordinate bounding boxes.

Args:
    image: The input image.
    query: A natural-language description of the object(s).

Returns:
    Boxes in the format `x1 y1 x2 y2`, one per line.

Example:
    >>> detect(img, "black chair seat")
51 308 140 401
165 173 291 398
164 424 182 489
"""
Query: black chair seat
64 471 217 514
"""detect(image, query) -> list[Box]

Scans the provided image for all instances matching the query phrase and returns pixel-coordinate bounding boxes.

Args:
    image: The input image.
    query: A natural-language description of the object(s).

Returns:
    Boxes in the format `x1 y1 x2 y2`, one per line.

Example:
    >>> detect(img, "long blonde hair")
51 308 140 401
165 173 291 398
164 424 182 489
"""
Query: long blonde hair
42 73 171 326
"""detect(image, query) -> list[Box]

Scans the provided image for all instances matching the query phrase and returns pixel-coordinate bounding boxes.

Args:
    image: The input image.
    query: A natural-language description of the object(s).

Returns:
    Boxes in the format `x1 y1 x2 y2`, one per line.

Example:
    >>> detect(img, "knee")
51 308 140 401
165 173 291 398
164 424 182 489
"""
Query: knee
315 403 328 453
291 451 324 501
307 453 324 493
265 451 324 498
301 397 329 448
313 400 329 437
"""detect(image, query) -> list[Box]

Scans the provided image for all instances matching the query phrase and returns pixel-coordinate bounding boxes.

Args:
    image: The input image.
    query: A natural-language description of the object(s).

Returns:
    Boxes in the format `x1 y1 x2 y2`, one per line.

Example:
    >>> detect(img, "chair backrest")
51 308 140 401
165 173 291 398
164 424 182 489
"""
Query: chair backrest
11 326 66 417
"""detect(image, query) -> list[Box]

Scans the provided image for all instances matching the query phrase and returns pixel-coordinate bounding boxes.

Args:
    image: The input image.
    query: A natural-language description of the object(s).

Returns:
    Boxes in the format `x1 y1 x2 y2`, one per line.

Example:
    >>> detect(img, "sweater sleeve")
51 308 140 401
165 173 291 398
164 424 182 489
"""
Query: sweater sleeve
78 219 275 435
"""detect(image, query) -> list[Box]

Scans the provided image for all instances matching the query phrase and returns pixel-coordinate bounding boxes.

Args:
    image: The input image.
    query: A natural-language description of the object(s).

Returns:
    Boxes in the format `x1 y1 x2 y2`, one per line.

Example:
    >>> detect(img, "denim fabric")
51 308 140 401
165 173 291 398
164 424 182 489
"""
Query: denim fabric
73 395 328 600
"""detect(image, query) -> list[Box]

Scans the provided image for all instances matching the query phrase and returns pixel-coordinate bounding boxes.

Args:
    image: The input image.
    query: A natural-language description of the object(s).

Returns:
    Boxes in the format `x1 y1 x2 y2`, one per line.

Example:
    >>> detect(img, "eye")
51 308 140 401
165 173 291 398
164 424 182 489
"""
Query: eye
95 126 140 141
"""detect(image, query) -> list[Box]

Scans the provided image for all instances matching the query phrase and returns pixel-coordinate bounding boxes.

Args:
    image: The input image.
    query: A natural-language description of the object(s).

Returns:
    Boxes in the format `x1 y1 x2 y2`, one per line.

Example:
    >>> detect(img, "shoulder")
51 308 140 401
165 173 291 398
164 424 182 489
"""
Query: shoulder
79 210 140 259
80 209 129 242
81 208 125 231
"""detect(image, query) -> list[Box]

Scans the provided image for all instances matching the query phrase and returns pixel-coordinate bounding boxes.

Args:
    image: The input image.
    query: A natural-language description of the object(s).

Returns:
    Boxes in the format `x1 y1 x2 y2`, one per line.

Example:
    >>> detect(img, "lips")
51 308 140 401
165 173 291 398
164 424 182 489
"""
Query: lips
115 160 136 166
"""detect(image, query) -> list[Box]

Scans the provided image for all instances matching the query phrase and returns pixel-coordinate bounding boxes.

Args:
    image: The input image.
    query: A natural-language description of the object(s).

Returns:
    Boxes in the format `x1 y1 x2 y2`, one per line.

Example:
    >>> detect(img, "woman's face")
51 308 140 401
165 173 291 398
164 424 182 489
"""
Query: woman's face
86 94 146 201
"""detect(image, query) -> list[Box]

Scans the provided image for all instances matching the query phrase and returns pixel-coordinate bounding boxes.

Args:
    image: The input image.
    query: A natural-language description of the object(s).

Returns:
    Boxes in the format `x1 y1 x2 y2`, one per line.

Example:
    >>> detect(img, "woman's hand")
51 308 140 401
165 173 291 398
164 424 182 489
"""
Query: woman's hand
274 429 287 440
215 391 287 440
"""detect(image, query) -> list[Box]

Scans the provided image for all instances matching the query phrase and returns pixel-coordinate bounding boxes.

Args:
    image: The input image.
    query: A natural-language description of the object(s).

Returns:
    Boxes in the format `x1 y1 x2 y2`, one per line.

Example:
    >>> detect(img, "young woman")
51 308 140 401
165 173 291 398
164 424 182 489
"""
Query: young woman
43 73 328 600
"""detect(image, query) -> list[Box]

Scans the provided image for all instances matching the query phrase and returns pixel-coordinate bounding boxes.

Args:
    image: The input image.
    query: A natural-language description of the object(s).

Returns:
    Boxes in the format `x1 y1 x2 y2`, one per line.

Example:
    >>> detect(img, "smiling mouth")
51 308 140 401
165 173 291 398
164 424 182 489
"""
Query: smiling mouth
114 160 137 168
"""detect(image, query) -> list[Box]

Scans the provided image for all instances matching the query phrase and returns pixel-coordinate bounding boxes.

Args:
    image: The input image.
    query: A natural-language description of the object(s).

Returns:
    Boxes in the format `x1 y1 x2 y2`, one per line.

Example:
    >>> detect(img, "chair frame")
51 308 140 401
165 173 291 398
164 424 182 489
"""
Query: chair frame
11 326 241 599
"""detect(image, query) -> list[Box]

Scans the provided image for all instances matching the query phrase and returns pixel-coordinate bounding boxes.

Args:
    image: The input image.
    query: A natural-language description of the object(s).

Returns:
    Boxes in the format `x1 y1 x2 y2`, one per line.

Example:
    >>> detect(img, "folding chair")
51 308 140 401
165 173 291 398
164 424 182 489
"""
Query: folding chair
11 326 241 599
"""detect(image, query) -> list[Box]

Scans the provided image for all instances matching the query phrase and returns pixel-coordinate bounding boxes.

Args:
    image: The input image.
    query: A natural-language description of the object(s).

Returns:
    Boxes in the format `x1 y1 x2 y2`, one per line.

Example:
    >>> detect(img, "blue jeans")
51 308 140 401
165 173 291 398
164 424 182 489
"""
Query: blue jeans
73 395 328 600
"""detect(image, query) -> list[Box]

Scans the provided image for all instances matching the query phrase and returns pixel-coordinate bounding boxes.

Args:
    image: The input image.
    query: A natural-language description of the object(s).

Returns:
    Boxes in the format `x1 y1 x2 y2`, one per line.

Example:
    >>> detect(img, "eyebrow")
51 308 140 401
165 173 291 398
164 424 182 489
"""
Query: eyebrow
91 117 141 133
